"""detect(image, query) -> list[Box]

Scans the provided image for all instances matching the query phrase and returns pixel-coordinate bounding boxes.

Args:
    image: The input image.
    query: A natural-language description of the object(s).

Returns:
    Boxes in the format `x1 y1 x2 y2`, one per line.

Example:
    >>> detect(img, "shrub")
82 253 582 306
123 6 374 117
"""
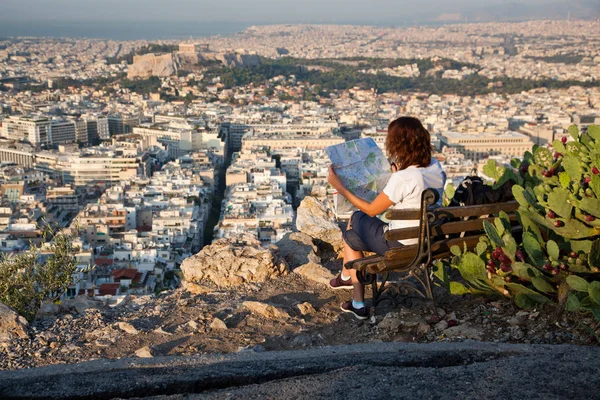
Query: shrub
442 124 600 320
0 228 79 321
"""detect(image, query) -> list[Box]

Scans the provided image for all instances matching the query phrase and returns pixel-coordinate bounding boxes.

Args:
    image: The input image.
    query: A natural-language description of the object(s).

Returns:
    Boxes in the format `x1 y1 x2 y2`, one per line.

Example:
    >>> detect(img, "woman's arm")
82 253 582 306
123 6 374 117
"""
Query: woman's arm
328 165 394 217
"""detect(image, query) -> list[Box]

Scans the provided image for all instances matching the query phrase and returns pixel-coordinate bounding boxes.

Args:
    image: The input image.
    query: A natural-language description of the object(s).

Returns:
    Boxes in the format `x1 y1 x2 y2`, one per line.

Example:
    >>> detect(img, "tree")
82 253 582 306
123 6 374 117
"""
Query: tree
184 93 195 106
0 226 80 321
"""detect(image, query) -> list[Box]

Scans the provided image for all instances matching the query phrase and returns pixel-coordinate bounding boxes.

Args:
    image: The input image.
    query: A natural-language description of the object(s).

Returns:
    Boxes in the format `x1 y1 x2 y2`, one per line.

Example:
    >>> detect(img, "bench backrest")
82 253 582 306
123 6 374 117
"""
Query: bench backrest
381 188 520 270
384 202 519 241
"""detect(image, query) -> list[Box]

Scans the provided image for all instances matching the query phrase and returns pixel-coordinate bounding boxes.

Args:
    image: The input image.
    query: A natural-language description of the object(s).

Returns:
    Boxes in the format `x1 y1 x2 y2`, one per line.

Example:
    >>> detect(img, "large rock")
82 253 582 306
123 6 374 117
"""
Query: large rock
128 51 260 79
242 301 289 319
35 301 63 319
296 197 343 251
63 296 105 315
0 303 28 342
276 232 320 268
210 318 228 331
296 302 316 316
135 346 154 358
36 296 105 319
181 237 288 288
127 53 178 79
443 323 484 341
116 322 139 335
215 53 261 68
181 281 212 295
293 262 335 286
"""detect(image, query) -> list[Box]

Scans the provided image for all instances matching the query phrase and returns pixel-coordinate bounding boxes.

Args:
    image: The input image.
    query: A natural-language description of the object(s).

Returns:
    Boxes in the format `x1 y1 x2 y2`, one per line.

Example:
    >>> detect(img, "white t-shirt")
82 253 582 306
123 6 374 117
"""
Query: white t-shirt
382 159 446 245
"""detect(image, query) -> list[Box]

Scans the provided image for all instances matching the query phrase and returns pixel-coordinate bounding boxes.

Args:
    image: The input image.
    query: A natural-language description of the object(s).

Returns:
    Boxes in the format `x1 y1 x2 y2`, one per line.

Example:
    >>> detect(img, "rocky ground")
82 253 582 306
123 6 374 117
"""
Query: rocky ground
1 198 598 371
1 258 599 371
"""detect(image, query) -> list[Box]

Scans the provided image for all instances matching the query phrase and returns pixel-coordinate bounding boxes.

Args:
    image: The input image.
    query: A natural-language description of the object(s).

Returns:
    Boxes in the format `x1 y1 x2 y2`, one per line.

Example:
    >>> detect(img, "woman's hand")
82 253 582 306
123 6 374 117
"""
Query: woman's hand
328 165 345 193
328 165 393 217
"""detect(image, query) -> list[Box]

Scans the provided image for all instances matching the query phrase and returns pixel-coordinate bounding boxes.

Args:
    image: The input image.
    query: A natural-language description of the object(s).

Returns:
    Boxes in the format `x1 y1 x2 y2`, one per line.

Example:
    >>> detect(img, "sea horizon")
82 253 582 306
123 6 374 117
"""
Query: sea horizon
0 20 261 41
0 18 532 41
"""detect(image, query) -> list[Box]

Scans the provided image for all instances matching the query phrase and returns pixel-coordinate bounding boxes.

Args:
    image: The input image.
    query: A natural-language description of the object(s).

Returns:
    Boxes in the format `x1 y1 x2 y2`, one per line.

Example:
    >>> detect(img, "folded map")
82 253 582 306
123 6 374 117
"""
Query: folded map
325 138 392 215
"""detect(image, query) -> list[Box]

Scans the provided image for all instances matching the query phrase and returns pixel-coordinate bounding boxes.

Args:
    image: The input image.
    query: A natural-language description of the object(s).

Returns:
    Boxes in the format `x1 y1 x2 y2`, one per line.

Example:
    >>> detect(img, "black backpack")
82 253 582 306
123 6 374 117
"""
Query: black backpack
450 176 515 207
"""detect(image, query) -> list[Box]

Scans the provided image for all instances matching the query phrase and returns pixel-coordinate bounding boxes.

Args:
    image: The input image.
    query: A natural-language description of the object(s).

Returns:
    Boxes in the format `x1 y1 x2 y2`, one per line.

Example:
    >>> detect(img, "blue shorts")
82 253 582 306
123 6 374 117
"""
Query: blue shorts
343 211 403 256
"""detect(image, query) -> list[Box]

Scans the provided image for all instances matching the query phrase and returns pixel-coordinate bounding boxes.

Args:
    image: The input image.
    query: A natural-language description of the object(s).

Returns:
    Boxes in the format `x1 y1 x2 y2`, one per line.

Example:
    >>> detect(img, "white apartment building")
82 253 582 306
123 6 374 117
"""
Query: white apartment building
49 120 77 144
46 185 81 212
1 115 51 144
0 143 35 168
63 154 148 187
241 132 344 152
220 120 339 154
133 124 203 158
218 182 294 244
249 167 287 193
0 116 89 146
440 131 535 162
34 148 150 187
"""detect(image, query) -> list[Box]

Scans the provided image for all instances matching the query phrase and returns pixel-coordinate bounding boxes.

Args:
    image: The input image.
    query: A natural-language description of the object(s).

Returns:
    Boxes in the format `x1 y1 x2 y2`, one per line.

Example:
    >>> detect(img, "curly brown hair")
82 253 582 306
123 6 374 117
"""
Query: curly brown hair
385 116 432 170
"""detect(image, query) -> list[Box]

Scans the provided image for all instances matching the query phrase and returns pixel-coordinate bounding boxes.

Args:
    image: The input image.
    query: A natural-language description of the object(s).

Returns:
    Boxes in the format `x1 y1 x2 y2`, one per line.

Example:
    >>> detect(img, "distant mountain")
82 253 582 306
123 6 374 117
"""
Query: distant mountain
432 1 600 23
434 13 464 22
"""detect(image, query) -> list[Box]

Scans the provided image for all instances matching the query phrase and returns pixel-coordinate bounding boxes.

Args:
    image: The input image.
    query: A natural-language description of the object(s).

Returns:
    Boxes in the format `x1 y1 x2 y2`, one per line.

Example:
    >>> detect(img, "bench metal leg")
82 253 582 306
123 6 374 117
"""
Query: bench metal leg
423 265 438 316
371 271 399 310
367 264 439 316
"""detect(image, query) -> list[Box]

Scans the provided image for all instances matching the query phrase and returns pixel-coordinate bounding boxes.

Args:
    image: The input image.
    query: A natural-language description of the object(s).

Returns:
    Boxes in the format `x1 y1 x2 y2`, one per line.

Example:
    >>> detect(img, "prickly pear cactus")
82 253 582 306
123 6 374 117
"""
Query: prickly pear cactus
443 213 600 314
483 124 600 240
444 125 600 320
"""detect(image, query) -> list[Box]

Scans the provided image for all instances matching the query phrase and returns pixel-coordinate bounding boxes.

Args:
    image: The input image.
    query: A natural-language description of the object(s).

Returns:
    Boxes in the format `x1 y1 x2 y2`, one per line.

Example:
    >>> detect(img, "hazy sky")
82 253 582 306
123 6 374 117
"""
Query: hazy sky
0 0 563 22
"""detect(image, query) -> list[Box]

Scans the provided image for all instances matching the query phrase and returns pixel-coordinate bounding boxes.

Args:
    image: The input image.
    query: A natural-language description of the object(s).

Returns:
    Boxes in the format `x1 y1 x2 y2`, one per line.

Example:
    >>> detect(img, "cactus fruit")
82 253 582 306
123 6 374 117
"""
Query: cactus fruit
499 254 511 264
561 136 568 144
492 247 504 260
547 211 556 219
500 264 513 273
593 167 599 175
516 250 525 262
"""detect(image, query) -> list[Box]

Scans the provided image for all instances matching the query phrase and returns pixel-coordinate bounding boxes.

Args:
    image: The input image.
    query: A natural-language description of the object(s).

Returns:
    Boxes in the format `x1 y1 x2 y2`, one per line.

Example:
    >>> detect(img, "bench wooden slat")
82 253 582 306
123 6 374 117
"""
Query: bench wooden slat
383 234 481 261
385 213 519 241
431 202 519 219
380 226 523 273
345 254 383 271
380 235 482 272
385 201 519 221
383 208 421 220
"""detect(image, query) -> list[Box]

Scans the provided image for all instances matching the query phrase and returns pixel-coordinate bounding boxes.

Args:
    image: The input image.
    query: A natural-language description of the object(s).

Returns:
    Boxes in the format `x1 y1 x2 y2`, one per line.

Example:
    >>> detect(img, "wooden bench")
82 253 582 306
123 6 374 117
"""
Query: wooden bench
345 188 520 315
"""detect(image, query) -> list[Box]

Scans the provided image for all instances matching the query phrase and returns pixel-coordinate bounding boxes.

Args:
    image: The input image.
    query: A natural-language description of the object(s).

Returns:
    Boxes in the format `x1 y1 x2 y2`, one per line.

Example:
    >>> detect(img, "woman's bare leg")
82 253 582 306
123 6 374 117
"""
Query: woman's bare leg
341 216 365 303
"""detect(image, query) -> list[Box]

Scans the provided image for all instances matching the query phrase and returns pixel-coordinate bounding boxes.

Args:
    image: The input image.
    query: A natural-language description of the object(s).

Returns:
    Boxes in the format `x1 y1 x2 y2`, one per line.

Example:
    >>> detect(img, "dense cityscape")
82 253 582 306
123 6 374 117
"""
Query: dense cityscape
0 19 597 297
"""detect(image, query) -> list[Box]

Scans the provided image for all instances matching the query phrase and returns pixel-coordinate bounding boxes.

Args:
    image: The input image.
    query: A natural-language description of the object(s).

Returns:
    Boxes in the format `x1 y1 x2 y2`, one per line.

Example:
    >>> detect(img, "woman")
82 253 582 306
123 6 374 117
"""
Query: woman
327 116 446 320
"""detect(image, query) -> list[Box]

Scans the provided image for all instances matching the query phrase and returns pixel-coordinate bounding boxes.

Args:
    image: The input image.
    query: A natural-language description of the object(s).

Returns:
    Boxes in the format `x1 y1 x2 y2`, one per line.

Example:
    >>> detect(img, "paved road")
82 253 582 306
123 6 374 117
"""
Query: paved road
0 341 599 399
